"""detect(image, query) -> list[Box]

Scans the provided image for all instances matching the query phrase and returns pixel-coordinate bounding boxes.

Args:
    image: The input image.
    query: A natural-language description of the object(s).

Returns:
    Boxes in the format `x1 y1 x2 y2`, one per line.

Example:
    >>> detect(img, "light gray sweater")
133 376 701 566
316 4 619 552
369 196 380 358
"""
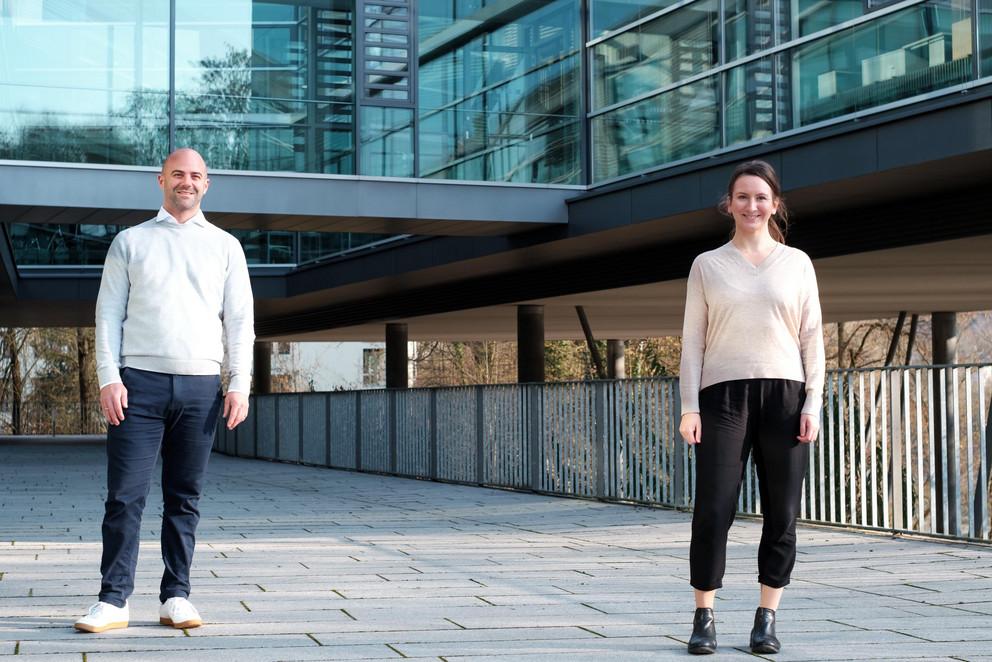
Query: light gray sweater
95 209 255 393
679 241 825 417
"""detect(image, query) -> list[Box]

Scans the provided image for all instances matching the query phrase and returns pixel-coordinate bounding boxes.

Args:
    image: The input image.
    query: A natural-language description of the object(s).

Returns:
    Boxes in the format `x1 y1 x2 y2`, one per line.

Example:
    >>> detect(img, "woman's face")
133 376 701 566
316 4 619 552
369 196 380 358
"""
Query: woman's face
730 175 779 236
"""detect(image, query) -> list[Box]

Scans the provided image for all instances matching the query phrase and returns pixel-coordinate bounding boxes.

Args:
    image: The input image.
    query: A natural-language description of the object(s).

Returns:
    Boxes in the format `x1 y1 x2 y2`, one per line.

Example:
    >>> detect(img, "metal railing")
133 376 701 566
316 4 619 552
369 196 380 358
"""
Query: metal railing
0 402 105 436
212 364 986 543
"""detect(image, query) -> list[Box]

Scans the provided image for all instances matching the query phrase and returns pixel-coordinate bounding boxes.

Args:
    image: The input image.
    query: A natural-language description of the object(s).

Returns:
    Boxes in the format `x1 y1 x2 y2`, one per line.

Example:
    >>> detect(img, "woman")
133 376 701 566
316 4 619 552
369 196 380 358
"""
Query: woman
678 160 824 655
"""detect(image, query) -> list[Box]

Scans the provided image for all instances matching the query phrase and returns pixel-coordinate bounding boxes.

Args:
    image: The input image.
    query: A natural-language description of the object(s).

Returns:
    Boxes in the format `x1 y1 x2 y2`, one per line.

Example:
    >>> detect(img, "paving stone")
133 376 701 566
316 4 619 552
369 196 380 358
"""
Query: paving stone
2 441 992 661
87 644 398 661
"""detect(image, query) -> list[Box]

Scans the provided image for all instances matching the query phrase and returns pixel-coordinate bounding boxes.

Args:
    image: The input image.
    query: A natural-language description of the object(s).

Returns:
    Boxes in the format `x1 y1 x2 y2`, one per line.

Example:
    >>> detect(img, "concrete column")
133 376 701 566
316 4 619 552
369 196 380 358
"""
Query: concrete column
607 339 625 379
386 323 409 389
931 312 958 365
517 305 545 383
253 341 271 395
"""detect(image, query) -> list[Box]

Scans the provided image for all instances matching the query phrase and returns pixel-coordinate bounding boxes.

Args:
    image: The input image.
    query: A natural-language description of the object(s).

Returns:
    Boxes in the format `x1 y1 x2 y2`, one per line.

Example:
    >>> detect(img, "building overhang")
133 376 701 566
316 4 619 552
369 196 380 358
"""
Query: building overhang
1 90 991 338
0 162 576 236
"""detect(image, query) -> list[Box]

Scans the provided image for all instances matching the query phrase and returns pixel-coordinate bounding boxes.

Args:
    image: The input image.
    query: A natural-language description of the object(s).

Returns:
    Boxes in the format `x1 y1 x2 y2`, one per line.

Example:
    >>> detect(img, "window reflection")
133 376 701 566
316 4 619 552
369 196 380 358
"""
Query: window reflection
174 0 355 174
593 0 979 182
360 106 414 177
10 224 394 267
418 0 581 184
592 0 719 110
590 0 683 38
793 2 973 128
0 1 169 166
593 77 719 182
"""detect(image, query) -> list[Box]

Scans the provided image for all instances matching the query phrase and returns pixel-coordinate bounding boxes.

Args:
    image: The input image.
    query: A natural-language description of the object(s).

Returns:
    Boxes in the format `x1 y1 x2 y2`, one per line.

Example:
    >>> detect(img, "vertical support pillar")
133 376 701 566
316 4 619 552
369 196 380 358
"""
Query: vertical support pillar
517 305 545 384
388 390 397 474
476 387 485 485
354 391 363 471
253 342 271 395
528 385 542 491
891 371 904 530
932 311 958 534
593 381 607 498
429 389 438 480
837 322 846 368
674 381 685 507
932 312 959 365
607 340 625 379
386 323 409 389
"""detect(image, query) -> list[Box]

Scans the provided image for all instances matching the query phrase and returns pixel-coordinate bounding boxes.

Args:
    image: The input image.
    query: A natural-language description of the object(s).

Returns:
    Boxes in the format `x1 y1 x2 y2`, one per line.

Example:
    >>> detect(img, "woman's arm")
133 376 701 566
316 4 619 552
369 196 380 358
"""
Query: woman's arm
679 259 707 443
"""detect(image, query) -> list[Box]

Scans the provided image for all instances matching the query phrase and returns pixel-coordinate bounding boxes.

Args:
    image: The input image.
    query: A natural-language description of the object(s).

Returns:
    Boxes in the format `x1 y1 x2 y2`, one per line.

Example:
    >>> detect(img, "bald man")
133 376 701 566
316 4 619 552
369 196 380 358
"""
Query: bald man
76 149 254 633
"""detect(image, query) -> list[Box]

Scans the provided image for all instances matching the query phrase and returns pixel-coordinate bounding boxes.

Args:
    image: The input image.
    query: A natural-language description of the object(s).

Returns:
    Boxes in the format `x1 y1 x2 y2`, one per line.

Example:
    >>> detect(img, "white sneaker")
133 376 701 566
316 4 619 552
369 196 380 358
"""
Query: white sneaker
74 601 129 633
159 597 203 629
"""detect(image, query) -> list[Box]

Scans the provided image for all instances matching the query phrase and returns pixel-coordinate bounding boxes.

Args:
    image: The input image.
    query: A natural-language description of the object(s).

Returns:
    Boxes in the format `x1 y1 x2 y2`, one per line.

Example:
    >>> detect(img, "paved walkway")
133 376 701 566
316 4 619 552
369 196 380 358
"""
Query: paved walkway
1 441 992 661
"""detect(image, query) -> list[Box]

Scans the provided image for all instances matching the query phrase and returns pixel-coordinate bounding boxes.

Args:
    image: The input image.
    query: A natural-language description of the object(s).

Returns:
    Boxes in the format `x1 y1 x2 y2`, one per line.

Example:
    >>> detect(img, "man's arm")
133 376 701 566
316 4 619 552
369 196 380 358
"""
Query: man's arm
95 235 129 424
222 236 255 429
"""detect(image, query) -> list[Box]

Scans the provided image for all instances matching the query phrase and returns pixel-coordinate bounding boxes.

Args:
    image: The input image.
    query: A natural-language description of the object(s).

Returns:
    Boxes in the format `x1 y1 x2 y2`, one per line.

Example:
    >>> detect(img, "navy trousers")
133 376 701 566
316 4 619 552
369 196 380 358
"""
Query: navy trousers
689 379 809 591
99 367 222 607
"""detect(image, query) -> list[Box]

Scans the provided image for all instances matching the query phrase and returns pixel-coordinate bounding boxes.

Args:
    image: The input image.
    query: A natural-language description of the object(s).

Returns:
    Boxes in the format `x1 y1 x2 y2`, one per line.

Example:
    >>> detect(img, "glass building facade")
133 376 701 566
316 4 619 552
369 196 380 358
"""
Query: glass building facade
9 223 397 267
1 0 990 186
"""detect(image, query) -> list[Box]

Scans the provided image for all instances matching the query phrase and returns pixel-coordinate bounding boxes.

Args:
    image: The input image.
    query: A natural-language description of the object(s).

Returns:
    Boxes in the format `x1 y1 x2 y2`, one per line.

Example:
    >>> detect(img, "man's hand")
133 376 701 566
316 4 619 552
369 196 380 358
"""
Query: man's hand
100 383 128 425
223 391 249 430
679 412 702 445
797 413 820 443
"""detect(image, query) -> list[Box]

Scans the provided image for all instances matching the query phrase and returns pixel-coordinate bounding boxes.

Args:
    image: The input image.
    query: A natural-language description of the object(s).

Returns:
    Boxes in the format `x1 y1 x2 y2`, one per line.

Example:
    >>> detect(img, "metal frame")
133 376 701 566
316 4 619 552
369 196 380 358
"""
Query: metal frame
588 0 928 120
214 363 992 545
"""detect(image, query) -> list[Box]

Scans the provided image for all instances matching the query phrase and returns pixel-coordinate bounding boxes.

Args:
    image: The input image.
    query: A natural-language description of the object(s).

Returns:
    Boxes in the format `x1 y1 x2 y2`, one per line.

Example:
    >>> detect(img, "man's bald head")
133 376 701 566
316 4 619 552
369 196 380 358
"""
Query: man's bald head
158 148 210 222
161 148 208 175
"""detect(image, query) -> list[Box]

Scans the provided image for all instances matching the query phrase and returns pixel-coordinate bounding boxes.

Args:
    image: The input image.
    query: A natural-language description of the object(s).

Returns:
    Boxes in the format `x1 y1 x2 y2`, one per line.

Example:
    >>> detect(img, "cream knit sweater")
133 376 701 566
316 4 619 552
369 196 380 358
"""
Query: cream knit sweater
679 241 825 417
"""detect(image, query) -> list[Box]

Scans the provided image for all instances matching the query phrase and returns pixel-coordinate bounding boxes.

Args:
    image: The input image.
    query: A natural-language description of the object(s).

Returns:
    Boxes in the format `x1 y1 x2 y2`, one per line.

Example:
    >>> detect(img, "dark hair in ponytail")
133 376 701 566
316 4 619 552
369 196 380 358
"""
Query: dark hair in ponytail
718 160 789 243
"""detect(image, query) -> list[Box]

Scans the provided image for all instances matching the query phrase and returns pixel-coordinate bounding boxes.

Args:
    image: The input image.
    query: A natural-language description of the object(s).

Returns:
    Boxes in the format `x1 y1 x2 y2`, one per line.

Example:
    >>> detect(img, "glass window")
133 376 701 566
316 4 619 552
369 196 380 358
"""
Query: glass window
367 5 409 16
298 231 393 263
981 0 992 77
174 0 354 174
592 0 719 109
418 0 581 184
362 348 386 387
725 56 776 145
10 224 120 266
782 0 887 42
9 224 404 267
0 1 169 166
360 106 414 177
229 229 295 264
590 0 683 38
725 0 776 61
792 2 974 128
592 76 719 182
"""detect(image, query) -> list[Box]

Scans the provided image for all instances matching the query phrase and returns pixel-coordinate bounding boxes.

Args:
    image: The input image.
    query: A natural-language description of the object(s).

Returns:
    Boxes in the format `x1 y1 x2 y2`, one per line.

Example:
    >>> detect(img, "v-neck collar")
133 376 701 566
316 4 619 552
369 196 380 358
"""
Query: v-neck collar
726 240 781 272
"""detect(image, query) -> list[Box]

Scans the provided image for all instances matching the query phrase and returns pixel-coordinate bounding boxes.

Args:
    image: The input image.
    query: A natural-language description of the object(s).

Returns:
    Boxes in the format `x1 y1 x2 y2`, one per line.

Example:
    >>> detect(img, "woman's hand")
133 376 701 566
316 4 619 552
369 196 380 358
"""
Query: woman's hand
797 413 819 443
680 412 702 445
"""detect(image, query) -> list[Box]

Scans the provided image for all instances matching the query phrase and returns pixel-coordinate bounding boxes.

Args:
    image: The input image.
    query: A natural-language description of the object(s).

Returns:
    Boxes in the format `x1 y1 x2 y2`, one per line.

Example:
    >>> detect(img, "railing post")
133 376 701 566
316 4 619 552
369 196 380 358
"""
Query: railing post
593 381 607 499
252 395 258 458
891 371 903 531
325 393 331 466
388 389 398 474
673 379 685 507
528 385 542 492
355 391 363 471
950 367 962 537
476 386 485 485
298 393 305 465
429 389 438 480
273 396 282 460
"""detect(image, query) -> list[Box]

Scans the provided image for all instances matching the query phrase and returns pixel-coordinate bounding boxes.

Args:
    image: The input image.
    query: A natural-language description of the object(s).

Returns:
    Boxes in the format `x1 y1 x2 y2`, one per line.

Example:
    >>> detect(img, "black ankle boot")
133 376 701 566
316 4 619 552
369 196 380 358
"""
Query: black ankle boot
687 607 716 655
750 607 781 654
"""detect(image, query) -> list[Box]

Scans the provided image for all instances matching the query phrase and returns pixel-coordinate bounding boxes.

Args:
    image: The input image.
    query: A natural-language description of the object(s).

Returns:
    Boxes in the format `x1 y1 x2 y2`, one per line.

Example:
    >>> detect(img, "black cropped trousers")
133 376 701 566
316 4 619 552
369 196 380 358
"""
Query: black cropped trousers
689 379 809 591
